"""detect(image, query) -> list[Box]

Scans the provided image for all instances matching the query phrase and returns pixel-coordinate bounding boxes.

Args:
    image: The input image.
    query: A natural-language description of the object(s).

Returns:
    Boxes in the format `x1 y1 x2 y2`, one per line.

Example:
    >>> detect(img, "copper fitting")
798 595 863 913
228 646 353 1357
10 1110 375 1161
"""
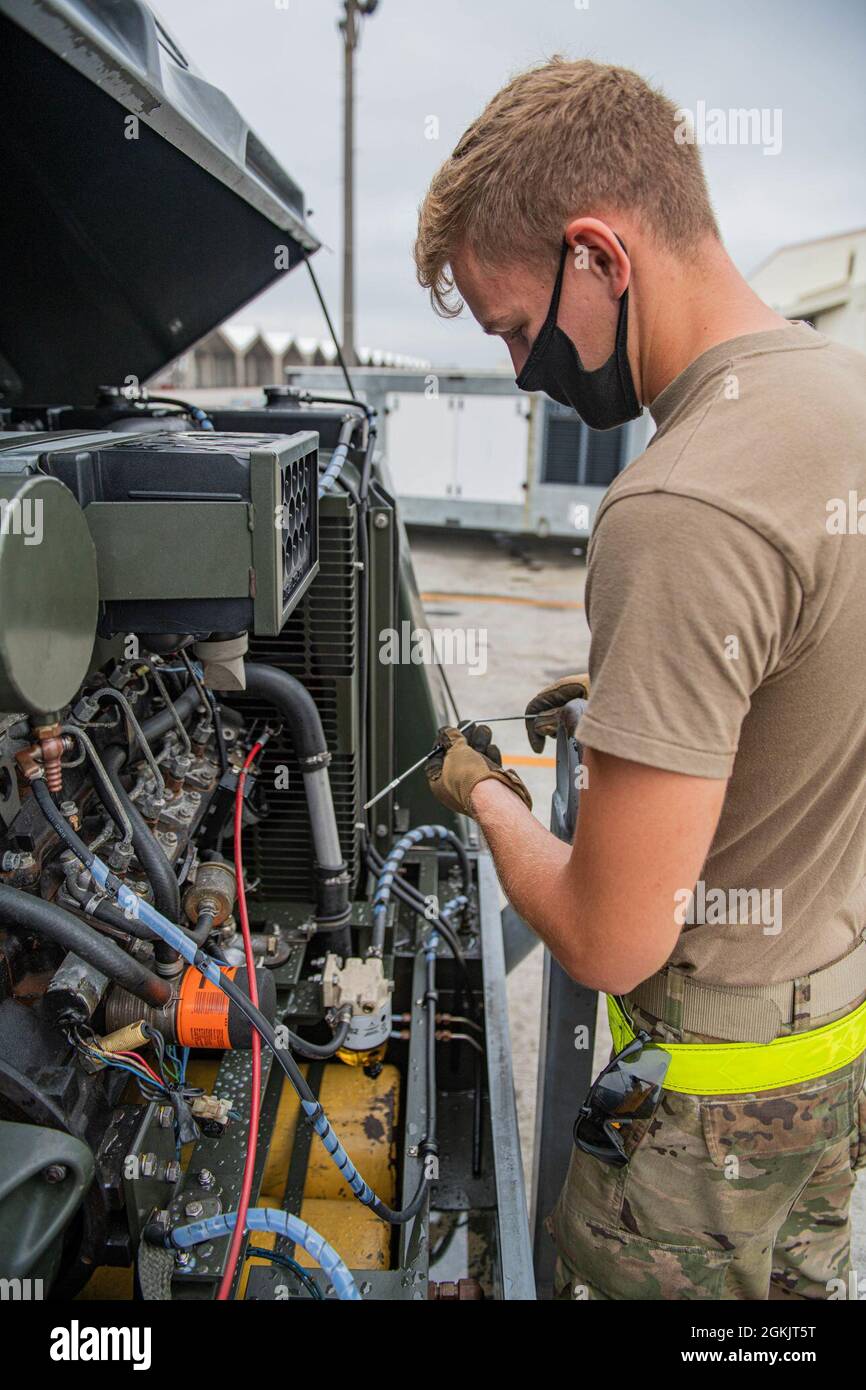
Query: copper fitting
33 723 66 794
14 744 43 784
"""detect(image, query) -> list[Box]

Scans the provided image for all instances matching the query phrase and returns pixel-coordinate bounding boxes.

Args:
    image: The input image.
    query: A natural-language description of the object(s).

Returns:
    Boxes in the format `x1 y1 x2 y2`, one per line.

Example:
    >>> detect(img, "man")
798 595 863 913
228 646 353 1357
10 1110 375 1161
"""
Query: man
413 58 866 1300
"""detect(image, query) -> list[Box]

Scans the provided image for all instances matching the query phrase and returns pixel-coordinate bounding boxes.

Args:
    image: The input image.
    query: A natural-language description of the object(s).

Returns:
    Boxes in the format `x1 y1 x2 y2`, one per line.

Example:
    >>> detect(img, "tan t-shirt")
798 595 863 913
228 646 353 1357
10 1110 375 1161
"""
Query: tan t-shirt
578 323 866 986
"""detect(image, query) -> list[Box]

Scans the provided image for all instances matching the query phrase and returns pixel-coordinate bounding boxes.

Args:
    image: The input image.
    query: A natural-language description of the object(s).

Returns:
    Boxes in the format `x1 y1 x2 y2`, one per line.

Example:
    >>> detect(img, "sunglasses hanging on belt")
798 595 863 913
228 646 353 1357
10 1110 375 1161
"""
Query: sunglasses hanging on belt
573 1026 671 1167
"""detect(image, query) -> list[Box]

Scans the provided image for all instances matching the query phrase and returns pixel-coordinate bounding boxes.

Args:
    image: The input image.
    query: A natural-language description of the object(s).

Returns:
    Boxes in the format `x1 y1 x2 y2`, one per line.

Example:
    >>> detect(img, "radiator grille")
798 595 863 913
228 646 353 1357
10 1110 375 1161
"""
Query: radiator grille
241 494 360 904
280 448 316 608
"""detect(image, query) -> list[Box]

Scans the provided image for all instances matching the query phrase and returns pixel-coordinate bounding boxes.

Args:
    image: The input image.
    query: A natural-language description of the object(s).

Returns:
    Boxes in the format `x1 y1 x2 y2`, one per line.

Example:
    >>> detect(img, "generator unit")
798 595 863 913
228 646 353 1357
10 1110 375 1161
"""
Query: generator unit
0 0 533 1306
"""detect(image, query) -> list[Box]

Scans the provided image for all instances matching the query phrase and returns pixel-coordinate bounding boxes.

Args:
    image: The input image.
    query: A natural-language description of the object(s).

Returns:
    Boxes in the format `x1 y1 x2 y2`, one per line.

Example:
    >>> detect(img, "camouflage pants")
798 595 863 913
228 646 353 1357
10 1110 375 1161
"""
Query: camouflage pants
549 1048 866 1301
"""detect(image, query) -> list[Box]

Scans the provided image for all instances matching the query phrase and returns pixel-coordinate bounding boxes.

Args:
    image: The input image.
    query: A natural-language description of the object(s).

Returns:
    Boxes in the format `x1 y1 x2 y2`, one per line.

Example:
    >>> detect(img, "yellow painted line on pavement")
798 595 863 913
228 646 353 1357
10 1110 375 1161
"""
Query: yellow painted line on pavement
420 590 583 611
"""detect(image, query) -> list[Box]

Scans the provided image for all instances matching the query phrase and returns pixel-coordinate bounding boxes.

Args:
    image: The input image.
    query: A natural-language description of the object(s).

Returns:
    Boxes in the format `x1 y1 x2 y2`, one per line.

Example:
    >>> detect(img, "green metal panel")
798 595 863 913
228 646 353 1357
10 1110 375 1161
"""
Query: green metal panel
0 472 98 716
85 501 252 601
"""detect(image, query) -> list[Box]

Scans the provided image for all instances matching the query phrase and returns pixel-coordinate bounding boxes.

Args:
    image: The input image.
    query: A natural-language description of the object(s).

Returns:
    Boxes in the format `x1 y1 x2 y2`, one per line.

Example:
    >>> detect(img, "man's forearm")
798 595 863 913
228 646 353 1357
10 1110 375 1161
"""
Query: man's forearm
469 778 585 978
468 747 727 994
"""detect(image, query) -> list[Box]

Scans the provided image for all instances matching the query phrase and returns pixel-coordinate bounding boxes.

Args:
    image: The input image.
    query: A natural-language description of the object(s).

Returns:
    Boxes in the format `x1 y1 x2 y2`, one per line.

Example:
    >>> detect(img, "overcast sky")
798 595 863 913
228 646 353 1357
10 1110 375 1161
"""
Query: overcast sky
154 0 866 368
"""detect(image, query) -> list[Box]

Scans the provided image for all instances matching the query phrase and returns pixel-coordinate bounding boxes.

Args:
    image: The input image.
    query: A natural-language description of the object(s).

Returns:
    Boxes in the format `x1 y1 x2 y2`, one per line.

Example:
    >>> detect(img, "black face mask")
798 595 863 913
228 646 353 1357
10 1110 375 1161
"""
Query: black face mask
515 239 641 431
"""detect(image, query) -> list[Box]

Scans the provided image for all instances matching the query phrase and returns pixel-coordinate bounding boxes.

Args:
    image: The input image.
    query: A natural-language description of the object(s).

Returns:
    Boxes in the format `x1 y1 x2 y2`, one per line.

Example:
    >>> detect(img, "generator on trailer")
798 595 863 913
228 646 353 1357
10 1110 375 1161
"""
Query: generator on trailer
0 0 533 1300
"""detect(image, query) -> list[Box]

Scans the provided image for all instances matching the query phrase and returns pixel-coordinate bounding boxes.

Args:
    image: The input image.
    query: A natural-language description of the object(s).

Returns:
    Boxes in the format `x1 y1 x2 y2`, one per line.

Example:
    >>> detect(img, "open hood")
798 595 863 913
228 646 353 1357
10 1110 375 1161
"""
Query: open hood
0 0 321 406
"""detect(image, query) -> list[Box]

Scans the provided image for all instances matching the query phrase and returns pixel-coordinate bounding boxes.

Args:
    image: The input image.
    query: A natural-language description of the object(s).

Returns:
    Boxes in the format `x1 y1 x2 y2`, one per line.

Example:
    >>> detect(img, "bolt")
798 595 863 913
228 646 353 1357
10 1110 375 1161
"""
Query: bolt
164 1161 181 1184
184 1199 204 1219
196 1169 216 1191
157 1104 174 1128
407 1145 419 1158
1 852 23 871
373 512 389 529
140 1152 158 1178
162 832 178 847
44 1164 67 1183
175 1251 192 1268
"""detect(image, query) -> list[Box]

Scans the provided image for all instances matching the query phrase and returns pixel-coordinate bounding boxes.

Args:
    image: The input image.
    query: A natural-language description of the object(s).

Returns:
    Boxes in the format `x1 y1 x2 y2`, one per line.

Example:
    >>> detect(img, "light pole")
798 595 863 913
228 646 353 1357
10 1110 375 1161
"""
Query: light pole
339 0 379 368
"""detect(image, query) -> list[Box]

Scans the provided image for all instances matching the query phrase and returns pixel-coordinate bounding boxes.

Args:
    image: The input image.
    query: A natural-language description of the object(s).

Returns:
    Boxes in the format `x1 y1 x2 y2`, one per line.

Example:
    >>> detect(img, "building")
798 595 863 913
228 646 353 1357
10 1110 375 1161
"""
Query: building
749 228 866 350
153 324 428 390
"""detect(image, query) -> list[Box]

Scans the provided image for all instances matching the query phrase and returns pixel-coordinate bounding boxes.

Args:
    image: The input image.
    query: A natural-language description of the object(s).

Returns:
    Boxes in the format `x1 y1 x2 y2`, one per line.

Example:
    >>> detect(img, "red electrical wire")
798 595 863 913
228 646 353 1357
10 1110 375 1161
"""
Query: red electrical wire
217 739 264 1301
116 1050 163 1086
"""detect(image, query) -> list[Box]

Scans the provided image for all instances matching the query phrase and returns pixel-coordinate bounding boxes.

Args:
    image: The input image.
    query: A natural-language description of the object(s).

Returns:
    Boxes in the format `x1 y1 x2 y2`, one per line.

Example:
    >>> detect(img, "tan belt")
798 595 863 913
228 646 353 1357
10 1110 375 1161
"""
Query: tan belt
626 937 866 1044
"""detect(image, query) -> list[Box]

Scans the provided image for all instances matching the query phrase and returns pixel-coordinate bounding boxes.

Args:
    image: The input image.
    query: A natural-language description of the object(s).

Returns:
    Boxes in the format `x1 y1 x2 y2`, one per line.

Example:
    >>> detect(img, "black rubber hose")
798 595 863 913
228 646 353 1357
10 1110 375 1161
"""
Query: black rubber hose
318 417 360 498
64 877 159 943
366 846 471 982
242 663 350 944
139 683 200 743
101 746 180 927
186 907 217 949
439 834 471 898
243 662 333 763
0 883 171 1009
286 1017 351 1059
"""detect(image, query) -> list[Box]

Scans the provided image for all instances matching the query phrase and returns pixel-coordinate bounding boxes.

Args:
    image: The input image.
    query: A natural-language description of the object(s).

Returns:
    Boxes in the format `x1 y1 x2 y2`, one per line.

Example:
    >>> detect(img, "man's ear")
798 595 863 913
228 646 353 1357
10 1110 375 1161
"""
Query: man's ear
564 217 630 298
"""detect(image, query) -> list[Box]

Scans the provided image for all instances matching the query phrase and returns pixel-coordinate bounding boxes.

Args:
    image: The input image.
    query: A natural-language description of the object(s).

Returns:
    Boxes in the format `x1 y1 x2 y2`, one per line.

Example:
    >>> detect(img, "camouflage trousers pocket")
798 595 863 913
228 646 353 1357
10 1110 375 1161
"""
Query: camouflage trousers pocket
700 1067 858 1170
553 1211 732 1301
852 1083 866 1172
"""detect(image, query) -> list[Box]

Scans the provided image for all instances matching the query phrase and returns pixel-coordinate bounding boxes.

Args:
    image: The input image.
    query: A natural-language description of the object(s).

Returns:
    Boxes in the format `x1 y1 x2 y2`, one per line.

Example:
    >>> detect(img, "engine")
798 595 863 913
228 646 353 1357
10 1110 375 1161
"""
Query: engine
0 0 533 1304
0 394 513 1301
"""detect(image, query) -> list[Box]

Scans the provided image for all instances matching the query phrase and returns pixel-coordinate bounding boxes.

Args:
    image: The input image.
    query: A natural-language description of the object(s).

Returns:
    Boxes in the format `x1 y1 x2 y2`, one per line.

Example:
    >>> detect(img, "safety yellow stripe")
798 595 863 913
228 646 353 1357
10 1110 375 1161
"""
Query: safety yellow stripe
607 994 866 1096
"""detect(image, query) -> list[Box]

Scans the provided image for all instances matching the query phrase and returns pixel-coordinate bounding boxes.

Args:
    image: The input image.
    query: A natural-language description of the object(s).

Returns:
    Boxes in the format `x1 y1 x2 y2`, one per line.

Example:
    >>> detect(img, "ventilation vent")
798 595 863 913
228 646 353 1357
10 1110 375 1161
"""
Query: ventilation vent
240 492 360 905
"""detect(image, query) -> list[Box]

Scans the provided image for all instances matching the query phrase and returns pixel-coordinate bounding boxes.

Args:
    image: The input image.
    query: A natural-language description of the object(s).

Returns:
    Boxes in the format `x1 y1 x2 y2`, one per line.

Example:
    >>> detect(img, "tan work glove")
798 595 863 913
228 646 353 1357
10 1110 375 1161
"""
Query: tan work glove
524 674 590 754
426 724 533 817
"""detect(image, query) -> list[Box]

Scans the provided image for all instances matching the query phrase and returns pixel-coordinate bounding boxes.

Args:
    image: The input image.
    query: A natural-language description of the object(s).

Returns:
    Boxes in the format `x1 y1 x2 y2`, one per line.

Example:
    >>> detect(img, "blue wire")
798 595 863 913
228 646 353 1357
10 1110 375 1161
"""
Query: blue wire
171 1208 361 1301
86 1051 170 1092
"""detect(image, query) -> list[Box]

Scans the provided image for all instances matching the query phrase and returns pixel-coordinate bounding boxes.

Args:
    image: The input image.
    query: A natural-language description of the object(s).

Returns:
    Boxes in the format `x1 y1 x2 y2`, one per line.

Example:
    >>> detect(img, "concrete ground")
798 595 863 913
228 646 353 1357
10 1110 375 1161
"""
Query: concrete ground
410 526 866 1280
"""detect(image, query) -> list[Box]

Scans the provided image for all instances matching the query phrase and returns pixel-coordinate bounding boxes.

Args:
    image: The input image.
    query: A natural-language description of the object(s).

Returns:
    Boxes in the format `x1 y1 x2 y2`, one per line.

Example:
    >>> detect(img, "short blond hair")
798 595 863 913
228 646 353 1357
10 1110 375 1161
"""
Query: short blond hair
415 57 719 316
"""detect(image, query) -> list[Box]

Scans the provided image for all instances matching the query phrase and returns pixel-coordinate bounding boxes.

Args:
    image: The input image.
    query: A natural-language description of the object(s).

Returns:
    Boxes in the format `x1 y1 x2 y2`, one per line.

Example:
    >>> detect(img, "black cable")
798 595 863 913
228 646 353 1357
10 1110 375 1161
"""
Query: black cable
143 395 214 430
206 691 229 776
365 845 470 979
285 1017 351 1059
245 1246 323 1300
303 254 359 402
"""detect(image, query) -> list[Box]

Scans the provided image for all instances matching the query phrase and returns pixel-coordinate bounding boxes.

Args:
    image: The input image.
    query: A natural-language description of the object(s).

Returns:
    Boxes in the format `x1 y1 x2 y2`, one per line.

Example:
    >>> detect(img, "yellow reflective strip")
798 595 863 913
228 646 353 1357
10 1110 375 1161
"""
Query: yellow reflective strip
606 994 866 1096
